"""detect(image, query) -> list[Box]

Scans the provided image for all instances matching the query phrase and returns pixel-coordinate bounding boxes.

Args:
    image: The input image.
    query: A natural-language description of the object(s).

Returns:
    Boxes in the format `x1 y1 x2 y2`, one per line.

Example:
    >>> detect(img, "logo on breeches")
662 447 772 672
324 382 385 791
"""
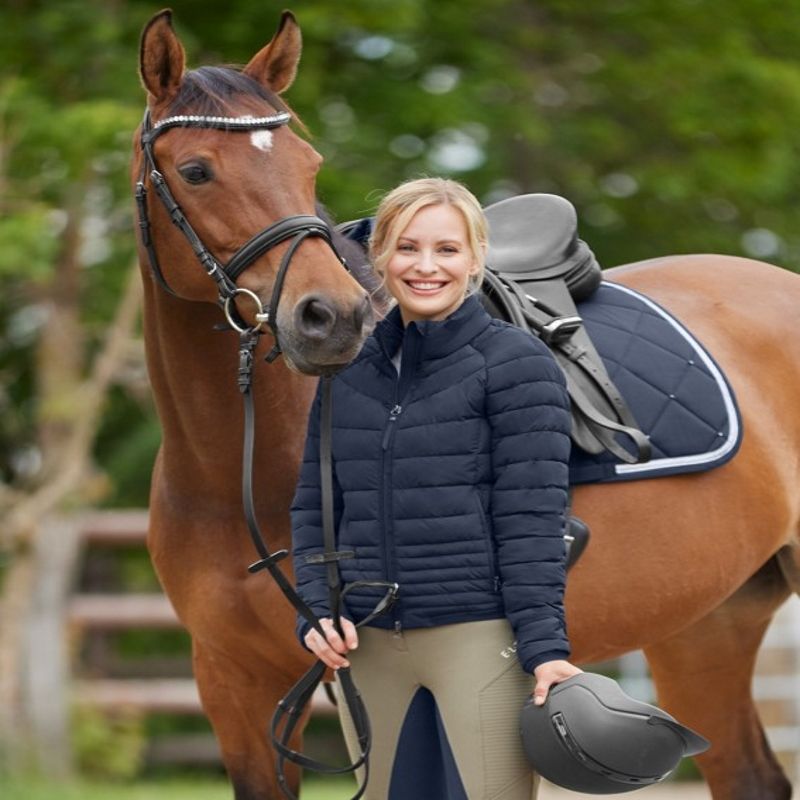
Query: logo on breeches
500 641 518 659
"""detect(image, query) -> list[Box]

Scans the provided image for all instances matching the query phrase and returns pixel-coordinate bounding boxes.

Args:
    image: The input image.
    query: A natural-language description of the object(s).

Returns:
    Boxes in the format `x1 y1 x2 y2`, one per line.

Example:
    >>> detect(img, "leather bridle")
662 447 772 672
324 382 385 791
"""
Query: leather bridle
135 107 340 361
134 106 395 799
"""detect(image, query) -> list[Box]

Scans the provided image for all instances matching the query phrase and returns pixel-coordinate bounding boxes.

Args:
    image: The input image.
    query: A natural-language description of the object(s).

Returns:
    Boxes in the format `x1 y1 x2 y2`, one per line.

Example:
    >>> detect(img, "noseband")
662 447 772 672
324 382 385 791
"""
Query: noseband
134 107 345 359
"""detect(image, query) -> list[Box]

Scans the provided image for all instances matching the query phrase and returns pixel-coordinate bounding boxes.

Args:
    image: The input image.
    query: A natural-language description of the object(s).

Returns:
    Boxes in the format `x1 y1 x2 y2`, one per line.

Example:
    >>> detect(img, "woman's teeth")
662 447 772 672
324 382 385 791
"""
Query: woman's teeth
408 281 444 290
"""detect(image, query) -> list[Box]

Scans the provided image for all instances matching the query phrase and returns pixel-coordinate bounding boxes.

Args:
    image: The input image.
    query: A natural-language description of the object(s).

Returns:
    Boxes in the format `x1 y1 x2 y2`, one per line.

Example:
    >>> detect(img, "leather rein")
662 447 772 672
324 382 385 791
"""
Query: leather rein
135 108 396 799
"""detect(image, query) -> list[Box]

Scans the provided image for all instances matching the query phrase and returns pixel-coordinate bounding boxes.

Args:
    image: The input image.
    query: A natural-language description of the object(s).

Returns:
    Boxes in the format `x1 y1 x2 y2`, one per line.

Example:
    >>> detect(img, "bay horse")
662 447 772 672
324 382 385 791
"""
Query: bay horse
133 9 800 800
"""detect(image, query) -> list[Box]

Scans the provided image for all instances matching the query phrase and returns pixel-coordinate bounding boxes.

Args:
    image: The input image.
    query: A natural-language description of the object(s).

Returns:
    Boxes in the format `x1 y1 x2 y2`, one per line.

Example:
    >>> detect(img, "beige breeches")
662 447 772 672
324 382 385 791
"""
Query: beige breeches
335 618 539 800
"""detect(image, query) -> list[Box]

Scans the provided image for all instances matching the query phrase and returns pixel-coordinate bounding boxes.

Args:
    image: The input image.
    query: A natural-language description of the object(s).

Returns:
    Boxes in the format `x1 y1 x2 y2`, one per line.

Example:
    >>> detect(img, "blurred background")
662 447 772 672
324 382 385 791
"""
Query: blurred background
2 0 799 796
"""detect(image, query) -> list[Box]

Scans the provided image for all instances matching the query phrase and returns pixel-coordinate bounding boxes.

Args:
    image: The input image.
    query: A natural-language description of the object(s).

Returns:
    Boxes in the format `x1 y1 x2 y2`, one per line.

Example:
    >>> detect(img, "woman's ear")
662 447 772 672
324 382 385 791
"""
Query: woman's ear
471 242 488 274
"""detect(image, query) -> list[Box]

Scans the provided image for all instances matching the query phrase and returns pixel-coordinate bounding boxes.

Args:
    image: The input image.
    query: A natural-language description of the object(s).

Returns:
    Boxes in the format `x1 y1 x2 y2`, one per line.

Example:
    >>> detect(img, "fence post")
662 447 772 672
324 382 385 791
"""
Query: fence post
21 515 83 778
756 595 800 787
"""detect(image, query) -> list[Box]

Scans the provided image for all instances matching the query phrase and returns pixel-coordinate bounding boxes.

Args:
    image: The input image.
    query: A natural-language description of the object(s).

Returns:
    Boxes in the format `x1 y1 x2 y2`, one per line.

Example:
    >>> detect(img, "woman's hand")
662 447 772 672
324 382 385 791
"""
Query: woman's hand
303 617 359 670
532 660 582 706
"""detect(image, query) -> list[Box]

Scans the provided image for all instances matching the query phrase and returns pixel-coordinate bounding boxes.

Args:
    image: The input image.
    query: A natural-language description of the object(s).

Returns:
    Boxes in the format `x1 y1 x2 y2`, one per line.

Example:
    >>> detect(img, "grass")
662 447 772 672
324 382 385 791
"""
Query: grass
1 775 358 800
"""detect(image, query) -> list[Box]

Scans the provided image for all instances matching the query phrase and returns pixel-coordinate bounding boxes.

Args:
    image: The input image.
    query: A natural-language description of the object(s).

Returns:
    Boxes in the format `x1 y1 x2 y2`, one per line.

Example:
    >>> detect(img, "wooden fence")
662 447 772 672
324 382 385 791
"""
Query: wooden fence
22 511 800 780
23 510 334 772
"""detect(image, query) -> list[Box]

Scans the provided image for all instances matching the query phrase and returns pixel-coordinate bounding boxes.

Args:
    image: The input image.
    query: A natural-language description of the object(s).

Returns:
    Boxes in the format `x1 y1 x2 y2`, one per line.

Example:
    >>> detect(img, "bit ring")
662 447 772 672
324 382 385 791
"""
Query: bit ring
224 288 270 333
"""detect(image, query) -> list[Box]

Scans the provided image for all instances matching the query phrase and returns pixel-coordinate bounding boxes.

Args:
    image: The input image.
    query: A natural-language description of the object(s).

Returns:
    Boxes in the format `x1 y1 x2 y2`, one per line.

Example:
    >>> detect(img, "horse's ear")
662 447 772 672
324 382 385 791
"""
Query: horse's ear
243 10 301 94
139 9 185 105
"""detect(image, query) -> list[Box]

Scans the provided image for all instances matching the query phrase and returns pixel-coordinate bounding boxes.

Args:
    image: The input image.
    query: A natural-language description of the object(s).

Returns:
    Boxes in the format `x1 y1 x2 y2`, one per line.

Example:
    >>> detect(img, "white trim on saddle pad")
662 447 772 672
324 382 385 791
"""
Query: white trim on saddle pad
604 282 741 478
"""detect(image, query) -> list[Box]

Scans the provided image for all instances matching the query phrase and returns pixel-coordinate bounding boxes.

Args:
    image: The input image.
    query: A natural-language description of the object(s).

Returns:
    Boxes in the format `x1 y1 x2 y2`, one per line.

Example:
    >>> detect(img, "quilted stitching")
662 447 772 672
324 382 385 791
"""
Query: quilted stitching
569 282 742 484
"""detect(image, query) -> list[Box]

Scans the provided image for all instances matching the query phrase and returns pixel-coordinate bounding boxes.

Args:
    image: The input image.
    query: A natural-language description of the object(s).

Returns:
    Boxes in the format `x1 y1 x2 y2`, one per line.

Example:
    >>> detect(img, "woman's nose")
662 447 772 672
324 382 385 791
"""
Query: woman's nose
414 250 437 272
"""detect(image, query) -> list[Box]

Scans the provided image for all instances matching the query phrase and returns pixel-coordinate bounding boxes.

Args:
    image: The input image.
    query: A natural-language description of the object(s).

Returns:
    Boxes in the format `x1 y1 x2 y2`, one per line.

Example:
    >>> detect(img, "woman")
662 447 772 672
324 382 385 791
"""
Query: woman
291 177 581 799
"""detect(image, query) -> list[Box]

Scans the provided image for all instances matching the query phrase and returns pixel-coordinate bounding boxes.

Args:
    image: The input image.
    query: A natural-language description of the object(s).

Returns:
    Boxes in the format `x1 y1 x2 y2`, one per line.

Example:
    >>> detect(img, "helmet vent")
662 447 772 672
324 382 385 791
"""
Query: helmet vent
551 712 655 785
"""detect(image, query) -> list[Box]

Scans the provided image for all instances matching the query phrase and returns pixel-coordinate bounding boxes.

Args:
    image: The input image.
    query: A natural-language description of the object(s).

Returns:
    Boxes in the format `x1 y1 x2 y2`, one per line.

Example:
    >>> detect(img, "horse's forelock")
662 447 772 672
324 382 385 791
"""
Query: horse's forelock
166 66 289 118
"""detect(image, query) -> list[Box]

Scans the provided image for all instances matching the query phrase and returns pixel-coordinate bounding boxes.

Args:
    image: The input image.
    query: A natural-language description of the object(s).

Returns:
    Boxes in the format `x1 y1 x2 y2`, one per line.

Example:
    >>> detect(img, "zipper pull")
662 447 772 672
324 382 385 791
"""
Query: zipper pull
381 404 403 450
394 620 403 637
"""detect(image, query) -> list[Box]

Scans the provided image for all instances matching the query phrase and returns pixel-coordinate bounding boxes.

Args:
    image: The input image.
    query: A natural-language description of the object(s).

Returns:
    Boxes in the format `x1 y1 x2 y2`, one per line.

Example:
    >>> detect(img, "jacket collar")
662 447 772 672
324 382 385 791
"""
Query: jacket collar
373 294 492 362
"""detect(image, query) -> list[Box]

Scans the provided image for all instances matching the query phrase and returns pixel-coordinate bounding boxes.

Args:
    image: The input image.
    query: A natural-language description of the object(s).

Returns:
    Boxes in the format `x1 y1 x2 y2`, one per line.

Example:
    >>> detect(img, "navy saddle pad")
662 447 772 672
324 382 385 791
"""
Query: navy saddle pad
569 281 742 484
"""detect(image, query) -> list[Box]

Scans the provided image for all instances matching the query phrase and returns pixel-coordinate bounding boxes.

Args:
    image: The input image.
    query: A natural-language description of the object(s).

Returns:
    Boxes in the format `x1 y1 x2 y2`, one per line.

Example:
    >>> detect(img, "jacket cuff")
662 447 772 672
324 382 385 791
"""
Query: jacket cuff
524 648 572 674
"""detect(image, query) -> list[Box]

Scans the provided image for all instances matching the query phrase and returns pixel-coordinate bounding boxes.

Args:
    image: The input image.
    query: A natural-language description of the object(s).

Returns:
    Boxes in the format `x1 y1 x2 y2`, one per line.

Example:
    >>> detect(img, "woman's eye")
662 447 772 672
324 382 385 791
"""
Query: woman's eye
178 162 212 184
397 243 415 252
439 246 458 254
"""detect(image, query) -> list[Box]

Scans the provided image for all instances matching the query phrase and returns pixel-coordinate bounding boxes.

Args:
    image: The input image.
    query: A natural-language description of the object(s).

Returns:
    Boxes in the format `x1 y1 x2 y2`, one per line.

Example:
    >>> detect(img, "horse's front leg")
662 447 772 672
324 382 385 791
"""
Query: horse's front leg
193 637 309 800
644 558 792 800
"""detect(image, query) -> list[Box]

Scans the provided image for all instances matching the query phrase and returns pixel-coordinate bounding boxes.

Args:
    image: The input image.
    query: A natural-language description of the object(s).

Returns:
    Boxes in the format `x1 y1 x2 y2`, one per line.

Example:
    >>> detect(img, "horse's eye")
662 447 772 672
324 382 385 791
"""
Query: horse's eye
178 161 212 185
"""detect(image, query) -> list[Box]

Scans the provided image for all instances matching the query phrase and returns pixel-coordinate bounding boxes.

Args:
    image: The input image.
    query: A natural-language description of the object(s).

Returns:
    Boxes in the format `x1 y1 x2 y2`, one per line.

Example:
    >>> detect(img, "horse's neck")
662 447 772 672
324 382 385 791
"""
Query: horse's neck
142 286 316 511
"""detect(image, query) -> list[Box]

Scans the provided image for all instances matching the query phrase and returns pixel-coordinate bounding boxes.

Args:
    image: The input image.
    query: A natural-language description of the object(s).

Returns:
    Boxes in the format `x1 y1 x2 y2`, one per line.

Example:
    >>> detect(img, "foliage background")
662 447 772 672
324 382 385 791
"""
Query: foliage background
2 0 800 507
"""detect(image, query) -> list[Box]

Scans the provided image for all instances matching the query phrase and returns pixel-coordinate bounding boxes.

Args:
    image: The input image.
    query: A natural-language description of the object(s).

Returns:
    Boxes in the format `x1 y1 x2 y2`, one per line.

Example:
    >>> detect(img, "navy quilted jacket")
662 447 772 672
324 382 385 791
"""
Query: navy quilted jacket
291 295 572 673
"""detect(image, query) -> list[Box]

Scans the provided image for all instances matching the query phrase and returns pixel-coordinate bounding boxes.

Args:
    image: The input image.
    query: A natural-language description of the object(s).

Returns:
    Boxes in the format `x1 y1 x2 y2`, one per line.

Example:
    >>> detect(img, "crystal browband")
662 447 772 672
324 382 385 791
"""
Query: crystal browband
146 111 292 140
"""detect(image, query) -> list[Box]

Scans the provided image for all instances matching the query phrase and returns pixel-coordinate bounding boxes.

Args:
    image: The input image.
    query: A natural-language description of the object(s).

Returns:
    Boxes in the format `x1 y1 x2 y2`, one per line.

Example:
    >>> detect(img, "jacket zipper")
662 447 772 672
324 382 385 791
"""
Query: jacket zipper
379 327 419 631
380 402 401 629
381 404 403 450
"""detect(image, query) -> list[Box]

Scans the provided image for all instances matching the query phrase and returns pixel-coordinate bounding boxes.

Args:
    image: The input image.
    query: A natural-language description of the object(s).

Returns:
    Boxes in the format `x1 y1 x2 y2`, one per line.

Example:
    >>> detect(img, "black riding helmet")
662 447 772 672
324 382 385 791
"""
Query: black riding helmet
520 672 709 794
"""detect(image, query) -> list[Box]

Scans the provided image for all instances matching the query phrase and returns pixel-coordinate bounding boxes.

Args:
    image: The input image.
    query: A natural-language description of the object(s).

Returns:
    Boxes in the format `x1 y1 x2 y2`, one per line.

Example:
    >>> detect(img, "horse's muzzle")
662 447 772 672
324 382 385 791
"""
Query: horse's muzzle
282 292 374 374
294 293 372 341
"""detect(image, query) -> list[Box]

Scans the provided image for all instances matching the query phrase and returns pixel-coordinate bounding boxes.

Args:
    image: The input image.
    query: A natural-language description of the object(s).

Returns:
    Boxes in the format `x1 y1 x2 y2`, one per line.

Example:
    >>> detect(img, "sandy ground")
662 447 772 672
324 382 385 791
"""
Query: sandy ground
538 781 711 799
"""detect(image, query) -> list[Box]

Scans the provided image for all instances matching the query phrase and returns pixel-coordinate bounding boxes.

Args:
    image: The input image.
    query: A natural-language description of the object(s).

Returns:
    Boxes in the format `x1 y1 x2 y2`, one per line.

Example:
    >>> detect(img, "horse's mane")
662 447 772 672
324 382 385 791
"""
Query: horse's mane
166 66 290 118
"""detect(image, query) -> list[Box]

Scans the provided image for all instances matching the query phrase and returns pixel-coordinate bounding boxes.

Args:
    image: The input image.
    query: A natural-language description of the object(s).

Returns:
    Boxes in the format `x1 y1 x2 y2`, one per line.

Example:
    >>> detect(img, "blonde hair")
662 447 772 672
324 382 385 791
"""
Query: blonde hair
368 177 488 296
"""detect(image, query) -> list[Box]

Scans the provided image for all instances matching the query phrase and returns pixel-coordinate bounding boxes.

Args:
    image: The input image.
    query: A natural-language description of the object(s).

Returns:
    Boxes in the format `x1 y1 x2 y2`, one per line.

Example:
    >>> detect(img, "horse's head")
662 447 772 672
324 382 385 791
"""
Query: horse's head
133 10 373 374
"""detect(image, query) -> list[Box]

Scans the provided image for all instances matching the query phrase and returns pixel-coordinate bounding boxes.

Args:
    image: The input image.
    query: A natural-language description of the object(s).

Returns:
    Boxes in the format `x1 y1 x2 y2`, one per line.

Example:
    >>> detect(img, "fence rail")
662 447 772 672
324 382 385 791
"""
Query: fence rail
26 511 800 780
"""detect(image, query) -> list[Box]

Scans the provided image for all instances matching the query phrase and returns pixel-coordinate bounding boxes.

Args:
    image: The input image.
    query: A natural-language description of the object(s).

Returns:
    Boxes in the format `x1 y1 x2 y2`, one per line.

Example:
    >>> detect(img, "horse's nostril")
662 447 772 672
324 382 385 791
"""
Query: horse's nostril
297 297 336 339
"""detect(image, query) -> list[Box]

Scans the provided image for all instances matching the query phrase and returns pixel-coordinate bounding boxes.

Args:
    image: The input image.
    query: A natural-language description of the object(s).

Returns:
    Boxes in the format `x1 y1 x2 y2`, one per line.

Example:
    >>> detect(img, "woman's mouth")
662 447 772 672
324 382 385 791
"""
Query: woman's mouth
406 280 448 294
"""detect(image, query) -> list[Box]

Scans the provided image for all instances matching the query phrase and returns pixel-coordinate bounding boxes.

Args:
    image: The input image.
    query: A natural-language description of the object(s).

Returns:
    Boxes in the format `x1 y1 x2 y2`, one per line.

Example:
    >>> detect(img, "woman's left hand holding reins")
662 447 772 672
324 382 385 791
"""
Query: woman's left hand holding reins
304 616 359 670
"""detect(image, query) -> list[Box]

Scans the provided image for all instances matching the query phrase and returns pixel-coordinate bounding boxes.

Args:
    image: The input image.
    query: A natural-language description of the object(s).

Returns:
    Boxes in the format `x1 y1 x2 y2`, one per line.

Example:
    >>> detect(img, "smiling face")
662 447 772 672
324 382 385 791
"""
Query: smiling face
385 203 481 325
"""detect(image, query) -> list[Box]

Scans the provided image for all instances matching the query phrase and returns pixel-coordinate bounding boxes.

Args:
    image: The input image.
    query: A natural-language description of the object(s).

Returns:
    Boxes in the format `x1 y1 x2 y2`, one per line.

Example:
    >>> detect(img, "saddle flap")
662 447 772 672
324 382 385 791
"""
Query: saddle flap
485 193 581 277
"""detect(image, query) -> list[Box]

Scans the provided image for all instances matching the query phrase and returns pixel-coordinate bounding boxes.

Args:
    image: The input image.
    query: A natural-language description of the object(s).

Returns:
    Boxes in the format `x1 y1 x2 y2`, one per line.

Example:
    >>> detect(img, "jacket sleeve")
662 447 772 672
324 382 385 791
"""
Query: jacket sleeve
290 382 345 647
485 328 572 673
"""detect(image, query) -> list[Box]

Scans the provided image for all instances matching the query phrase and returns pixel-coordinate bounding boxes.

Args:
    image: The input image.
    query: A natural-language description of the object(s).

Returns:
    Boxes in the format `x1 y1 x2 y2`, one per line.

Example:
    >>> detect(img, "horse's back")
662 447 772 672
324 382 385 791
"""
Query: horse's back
607 254 800 392
608 253 799 321
566 254 800 662
604 253 800 482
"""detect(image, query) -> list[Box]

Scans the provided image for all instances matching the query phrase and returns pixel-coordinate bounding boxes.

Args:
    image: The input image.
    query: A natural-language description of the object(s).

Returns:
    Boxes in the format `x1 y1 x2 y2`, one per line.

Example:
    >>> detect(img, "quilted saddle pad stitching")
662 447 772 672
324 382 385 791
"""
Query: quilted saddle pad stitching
609 353 726 439
585 305 699 368
599 283 740 477
578 306 723 440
